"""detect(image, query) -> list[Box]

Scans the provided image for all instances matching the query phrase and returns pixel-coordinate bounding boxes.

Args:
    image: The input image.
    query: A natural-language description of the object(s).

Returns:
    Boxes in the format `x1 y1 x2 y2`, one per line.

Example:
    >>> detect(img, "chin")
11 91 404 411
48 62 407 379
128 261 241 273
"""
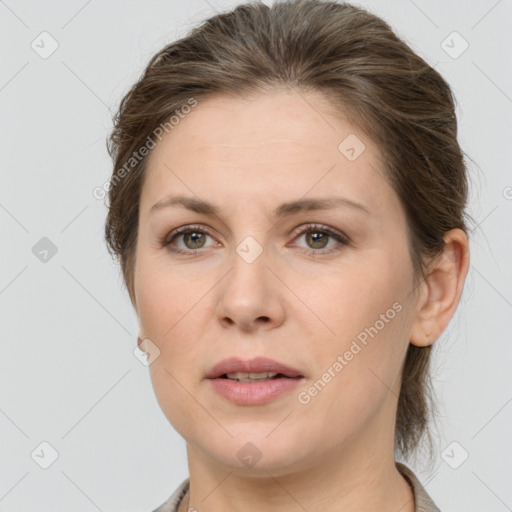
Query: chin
193 426 310 474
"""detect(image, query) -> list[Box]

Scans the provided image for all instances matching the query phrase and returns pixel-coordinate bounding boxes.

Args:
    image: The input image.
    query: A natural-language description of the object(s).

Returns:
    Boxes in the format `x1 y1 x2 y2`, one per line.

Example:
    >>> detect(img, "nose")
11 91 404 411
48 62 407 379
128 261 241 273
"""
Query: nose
215 245 286 332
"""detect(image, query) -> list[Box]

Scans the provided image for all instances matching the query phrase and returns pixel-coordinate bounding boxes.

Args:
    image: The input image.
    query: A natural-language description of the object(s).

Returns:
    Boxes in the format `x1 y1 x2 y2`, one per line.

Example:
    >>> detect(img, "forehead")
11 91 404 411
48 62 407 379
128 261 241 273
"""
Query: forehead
149 90 371 159
141 90 396 218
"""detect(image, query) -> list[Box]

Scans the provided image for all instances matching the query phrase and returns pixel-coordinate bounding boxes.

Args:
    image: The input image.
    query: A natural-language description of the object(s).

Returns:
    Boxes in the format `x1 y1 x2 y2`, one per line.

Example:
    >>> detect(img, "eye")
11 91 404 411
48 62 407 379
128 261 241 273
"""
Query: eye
160 224 216 255
160 223 349 256
291 223 349 256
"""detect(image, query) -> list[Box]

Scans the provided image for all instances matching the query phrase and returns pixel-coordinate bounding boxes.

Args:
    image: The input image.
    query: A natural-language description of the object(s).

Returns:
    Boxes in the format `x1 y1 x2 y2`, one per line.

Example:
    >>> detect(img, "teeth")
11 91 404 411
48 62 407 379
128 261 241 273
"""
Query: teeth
225 371 279 381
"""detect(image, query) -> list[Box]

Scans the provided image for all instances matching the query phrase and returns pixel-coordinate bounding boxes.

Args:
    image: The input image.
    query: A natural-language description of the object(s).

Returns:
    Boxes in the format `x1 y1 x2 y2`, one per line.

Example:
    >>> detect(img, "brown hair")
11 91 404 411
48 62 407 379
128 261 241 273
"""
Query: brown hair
105 0 472 463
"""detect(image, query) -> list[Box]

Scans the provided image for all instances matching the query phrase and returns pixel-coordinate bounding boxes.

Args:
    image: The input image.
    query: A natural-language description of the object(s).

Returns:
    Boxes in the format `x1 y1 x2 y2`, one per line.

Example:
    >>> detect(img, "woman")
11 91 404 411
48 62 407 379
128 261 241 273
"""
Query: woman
104 1 470 510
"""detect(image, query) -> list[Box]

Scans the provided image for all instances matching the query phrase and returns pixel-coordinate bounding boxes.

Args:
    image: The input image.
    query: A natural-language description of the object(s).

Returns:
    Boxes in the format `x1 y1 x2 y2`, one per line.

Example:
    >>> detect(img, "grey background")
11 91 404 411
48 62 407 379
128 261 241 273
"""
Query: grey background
1 0 511 510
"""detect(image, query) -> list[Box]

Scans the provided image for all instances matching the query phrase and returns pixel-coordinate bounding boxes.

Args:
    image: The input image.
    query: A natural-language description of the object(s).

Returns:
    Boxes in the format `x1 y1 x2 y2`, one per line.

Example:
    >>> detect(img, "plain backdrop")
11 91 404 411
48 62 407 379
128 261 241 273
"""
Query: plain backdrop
1 0 511 510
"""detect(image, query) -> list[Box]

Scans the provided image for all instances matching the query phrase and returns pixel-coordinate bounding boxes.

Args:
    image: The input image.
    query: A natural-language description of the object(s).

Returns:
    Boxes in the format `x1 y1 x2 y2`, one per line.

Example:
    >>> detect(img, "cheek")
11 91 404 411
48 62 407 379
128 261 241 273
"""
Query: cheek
294 251 412 401
296 252 410 347
134 251 218 383
134 249 195 339
148 358 205 440
135 258 210 438
292 304 410 453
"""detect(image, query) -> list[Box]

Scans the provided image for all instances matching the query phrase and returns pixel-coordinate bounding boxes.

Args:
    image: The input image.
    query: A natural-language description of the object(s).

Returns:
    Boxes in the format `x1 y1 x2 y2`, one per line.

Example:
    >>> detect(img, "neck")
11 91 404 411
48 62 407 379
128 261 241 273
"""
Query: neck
181 413 415 512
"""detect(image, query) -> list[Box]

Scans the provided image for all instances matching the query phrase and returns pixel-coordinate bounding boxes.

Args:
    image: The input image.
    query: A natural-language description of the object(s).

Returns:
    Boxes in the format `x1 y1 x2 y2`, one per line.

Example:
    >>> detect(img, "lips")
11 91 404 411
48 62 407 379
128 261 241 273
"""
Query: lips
206 356 304 380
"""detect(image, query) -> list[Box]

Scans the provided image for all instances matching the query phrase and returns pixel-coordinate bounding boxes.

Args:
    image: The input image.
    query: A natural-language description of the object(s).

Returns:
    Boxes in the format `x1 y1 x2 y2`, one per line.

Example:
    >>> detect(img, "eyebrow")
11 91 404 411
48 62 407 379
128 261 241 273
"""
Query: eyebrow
149 195 370 218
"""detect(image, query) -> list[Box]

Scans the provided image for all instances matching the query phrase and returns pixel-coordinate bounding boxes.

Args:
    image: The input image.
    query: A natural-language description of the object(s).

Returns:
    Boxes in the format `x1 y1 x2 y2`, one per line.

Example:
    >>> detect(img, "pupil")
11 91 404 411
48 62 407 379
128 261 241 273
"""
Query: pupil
307 232 327 249
185 232 204 249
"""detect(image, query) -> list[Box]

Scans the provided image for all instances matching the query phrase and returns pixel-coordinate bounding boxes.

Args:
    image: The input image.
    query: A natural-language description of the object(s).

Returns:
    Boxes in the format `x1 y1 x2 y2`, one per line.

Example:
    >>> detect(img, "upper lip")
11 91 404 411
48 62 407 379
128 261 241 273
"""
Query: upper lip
206 357 304 379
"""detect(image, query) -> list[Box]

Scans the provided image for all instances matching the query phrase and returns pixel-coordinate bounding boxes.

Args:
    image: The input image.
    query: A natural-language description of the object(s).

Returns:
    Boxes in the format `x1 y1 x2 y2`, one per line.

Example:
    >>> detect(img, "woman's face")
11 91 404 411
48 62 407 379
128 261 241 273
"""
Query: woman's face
134 90 420 474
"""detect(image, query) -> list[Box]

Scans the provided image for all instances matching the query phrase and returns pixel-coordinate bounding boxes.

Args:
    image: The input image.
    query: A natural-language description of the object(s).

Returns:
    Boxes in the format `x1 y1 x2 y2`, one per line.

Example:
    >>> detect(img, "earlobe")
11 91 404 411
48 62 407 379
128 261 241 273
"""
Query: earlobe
409 228 470 347
137 336 149 355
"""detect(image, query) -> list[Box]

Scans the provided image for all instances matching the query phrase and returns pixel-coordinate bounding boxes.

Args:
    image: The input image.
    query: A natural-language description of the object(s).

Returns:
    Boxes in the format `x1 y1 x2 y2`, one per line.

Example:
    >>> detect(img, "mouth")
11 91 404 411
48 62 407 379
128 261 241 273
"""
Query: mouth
208 372 305 406
206 356 305 380
219 371 296 382
206 357 305 405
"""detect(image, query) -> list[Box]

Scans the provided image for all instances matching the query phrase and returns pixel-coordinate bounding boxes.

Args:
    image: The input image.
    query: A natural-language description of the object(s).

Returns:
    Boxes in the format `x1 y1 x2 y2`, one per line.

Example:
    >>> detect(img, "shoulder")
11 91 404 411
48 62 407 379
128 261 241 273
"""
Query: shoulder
396 462 441 512
151 478 190 512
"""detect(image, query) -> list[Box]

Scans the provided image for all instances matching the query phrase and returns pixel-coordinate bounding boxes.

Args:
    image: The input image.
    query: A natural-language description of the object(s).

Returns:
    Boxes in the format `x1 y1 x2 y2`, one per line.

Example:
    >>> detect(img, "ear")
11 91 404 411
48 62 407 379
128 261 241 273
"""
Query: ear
410 228 470 347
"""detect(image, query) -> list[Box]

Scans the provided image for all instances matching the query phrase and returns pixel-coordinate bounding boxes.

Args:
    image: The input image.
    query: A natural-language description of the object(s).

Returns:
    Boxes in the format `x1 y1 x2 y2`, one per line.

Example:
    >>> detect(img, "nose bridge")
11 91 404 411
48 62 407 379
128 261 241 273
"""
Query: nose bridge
216 232 282 329
222 201 274 276
227 234 269 301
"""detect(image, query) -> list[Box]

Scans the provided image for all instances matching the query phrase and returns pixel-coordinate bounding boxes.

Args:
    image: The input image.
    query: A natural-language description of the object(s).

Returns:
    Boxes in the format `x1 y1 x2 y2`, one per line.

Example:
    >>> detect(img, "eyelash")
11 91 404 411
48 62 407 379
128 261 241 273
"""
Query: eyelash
160 223 349 257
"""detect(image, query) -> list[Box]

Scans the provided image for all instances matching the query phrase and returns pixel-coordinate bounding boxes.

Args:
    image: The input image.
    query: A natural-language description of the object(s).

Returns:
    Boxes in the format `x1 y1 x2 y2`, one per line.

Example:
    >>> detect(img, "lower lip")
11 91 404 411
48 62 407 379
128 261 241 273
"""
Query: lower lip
208 376 304 405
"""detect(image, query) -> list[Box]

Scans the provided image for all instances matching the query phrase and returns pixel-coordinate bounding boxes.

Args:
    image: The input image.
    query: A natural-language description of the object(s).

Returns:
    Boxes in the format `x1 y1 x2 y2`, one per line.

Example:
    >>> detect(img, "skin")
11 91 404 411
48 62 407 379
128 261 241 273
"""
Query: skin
133 89 469 512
